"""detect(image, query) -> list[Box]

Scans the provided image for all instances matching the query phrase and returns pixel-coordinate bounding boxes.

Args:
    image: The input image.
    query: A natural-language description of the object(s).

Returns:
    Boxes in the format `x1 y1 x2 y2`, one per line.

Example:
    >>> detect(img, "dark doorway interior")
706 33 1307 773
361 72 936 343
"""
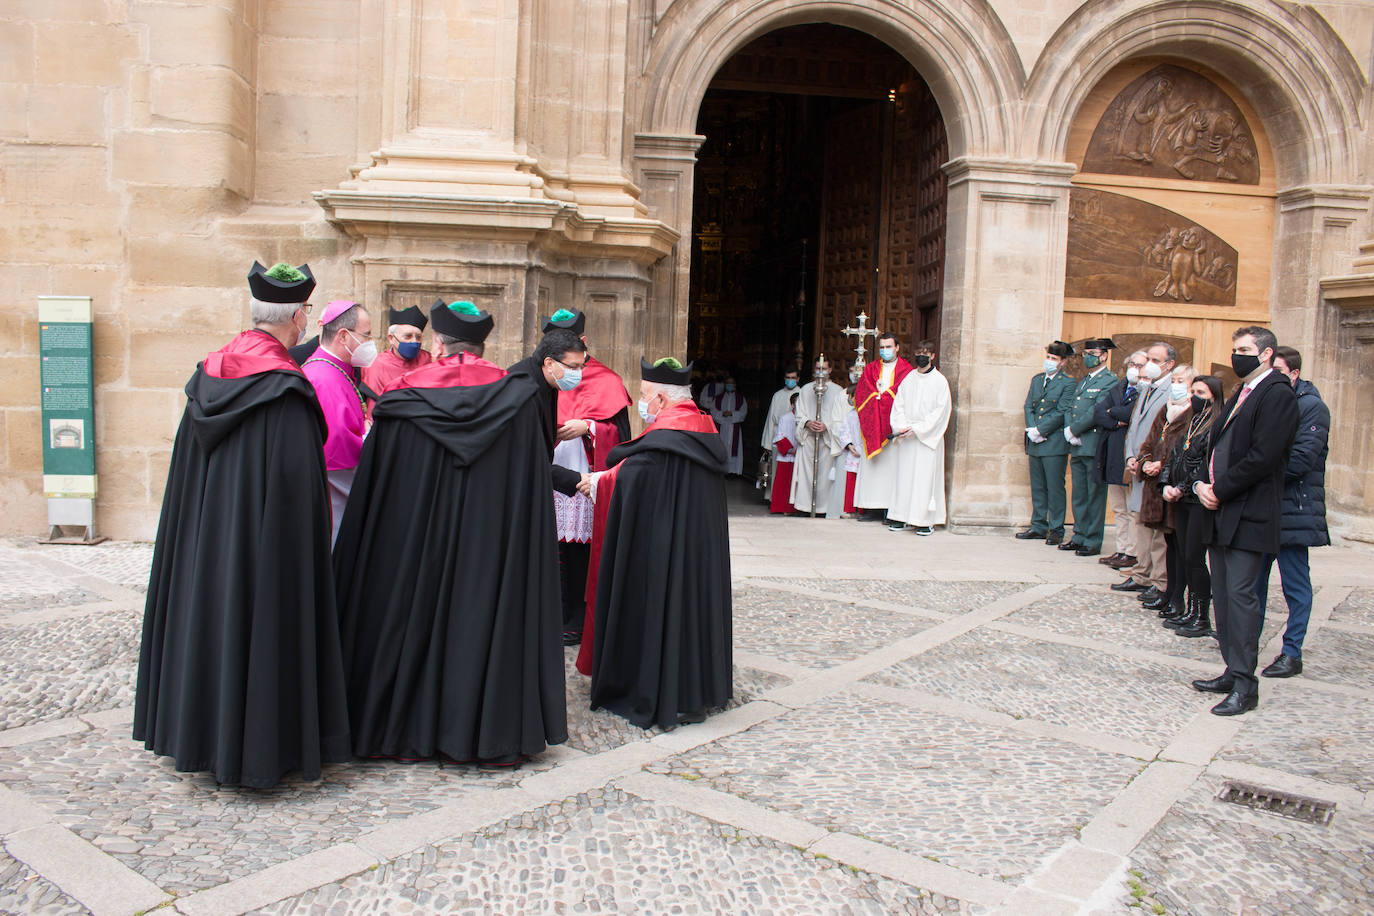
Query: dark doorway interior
687 24 948 481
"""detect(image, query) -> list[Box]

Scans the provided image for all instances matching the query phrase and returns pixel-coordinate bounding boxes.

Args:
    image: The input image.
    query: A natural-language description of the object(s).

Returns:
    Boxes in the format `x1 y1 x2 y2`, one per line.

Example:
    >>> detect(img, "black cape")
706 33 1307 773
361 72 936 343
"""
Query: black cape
134 367 351 788
506 355 583 496
590 428 733 728
333 372 567 760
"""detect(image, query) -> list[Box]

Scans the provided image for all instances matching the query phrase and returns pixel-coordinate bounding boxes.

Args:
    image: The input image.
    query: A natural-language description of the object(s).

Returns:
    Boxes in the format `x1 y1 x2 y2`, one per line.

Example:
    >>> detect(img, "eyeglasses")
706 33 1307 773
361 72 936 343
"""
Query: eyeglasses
299 304 313 315
554 358 585 371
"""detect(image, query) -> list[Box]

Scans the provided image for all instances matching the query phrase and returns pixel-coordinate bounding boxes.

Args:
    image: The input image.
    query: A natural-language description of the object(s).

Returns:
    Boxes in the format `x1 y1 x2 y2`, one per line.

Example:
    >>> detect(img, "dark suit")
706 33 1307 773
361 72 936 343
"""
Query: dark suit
1204 369 1299 693
1065 367 1119 550
1023 371 1076 536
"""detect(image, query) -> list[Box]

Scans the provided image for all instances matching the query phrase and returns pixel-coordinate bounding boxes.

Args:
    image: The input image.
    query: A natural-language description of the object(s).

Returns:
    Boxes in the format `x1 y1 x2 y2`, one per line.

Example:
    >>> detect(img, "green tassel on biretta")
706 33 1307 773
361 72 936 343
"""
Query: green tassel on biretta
448 300 480 316
654 357 683 370
266 263 306 283
550 308 577 323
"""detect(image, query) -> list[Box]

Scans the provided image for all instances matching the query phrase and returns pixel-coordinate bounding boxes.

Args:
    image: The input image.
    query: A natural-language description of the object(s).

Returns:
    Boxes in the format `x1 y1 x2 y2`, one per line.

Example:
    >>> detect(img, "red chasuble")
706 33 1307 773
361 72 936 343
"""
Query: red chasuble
575 401 717 676
383 351 506 391
556 356 633 471
854 357 914 458
202 330 303 380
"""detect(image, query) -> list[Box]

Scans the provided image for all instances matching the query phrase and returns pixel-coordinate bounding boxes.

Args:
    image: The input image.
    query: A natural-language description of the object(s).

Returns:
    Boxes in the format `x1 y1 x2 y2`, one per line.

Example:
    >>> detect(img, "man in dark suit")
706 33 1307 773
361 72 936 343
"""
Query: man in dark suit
1061 337 1120 557
1016 341 1077 545
1094 349 1147 568
1191 326 1299 716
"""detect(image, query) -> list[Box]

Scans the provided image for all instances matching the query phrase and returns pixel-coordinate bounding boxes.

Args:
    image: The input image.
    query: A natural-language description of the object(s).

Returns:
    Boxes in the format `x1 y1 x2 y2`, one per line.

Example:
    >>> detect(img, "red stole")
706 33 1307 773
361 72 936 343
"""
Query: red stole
384 352 506 391
202 330 302 379
557 356 633 471
854 358 913 458
575 401 716 675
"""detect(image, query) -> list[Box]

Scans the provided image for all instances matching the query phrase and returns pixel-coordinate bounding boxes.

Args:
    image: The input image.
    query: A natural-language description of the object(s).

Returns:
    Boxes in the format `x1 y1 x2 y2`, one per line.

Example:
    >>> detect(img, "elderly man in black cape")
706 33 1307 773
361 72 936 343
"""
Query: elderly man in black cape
577 357 733 728
332 315 587 767
134 260 351 788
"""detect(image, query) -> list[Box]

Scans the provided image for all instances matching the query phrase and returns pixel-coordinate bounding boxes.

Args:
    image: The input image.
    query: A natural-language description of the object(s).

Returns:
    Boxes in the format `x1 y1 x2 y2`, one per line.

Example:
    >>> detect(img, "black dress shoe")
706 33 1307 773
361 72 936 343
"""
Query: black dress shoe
1110 578 1148 592
1014 529 1046 540
1058 541 1082 551
1261 654 1303 678
1211 688 1258 716
1142 595 1169 611
1076 546 1101 557
1191 674 1234 694
1137 586 1161 603
1098 552 1122 565
1044 531 1064 546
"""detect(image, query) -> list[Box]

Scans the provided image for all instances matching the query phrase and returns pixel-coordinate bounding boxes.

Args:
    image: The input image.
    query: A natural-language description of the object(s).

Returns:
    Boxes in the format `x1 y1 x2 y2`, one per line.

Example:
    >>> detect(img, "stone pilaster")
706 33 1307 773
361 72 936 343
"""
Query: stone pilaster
940 157 1078 530
632 133 705 363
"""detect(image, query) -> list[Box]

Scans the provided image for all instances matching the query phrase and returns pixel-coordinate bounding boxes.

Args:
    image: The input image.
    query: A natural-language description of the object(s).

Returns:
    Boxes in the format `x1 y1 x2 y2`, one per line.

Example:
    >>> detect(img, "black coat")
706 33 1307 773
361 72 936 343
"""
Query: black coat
507 355 583 496
1280 379 1330 548
1205 371 1300 554
590 428 733 729
333 373 568 760
1093 379 1139 485
135 365 351 788
1160 405 1218 504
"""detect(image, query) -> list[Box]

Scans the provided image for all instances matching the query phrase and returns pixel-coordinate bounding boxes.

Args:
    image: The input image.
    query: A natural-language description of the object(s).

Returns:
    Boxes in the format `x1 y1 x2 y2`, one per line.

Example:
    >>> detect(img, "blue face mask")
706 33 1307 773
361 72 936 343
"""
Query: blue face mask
396 340 421 361
637 399 656 423
556 365 582 391
724 383 735 392
784 378 797 389
879 347 895 362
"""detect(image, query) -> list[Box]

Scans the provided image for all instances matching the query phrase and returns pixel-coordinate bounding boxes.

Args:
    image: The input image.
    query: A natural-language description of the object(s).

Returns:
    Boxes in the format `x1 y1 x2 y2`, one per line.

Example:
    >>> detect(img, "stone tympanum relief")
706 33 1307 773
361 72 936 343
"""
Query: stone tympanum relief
1083 65 1259 185
1066 188 1238 307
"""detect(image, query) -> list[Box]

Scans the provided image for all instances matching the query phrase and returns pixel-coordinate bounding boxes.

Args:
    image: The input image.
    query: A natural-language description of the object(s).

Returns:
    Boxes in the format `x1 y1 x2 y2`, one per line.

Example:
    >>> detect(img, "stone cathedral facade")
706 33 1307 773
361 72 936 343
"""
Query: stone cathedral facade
3 0 1374 541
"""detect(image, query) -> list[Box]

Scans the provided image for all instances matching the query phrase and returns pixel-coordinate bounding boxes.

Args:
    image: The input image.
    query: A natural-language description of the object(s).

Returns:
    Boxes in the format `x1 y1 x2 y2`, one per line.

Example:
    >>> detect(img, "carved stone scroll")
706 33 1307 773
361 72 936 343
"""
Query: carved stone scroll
1067 188 1238 307
1083 65 1259 185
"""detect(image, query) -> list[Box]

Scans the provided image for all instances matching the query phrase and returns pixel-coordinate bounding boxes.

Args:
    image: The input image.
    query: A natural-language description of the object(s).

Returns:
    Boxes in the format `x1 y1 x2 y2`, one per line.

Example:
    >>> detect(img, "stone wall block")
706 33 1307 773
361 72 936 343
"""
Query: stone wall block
96 389 179 450
128 331 235 389
254 153 354 205
0 478 46 538
256 93 356 155
4 407 41 473
0 356 39 408
34 22 139 86
128 234 250 289
26 84 106 144
1 145 118 208
125 187 240 237
121 286 245 334
96 450 152 507
0 85 27 140
0 205 123 265
263 0 359 41
132 3 254 78
0 21 36 84
112 129 251 195
257 37 358 95
6 0 117 22
149 66 253 139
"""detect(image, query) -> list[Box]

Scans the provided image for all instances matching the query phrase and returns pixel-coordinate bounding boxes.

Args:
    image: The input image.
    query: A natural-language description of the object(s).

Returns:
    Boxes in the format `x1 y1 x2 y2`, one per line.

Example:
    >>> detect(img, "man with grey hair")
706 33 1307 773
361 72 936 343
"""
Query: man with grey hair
1095 348 1147 568
135 260 350 788
1111 341 1175 598
577 357 732 729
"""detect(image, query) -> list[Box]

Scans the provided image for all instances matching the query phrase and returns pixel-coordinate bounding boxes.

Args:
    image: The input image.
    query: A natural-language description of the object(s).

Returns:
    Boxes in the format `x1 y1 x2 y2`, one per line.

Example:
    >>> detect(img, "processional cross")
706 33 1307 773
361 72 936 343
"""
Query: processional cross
842 311 880 383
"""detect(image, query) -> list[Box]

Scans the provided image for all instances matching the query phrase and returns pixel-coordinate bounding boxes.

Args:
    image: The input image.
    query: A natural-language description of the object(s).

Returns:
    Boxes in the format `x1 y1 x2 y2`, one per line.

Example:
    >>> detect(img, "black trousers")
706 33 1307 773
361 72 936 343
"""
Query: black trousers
558 541 590 633
1162 531 1184 609
1172 501 1211 602
1208 544 1267 693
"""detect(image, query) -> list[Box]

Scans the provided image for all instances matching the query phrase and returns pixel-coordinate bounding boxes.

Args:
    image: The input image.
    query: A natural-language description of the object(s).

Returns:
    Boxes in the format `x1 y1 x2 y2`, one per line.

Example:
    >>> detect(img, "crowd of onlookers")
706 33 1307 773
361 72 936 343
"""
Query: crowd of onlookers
1018 327 1328 716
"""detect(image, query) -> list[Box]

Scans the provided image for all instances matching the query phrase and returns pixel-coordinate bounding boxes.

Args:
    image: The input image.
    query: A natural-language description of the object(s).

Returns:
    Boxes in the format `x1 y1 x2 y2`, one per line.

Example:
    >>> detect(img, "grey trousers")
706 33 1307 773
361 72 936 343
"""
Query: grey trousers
1209 544 1267 693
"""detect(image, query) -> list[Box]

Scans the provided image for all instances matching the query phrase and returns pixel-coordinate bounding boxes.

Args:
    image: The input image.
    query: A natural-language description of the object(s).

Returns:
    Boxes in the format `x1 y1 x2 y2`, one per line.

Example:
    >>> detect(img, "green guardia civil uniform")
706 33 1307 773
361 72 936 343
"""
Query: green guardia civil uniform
1023 368 1076 537
1064 364 1120 550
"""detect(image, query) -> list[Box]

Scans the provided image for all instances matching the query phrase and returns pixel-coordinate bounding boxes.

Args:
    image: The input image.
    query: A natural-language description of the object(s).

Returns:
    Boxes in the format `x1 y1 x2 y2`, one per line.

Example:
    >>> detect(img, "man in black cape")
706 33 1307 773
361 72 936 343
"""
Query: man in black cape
332 316 586 766
581 357 733 728
134 261 351 788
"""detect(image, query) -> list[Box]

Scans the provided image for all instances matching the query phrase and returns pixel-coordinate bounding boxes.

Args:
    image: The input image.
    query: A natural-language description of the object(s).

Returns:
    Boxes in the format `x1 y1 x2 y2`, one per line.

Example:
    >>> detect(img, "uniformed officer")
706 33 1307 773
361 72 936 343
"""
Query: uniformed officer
1059 337 1119 556
1016 340 1077 544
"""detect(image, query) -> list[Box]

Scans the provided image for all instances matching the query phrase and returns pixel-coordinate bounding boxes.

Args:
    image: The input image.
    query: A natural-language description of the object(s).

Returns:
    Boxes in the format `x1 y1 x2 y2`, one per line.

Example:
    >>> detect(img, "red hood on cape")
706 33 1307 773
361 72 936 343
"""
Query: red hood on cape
202 330 302 379
854 357 913 458
385 352 506 391
640 400 718 436
557 356 633 424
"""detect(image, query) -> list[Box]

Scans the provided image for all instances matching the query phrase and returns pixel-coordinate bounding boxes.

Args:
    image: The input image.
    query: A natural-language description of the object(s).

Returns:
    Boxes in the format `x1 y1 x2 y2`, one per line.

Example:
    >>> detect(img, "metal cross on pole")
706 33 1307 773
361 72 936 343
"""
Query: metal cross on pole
842 311 879 384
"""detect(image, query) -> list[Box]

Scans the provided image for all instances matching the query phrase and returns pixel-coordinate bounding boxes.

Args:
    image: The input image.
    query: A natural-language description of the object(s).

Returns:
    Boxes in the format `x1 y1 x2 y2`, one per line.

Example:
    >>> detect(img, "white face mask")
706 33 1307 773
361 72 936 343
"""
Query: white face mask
1143 361 1163 381
1126 366 1140 385
347 334 377 368
1043 358 1059 375
1170 382 1188 401
637 399 657 424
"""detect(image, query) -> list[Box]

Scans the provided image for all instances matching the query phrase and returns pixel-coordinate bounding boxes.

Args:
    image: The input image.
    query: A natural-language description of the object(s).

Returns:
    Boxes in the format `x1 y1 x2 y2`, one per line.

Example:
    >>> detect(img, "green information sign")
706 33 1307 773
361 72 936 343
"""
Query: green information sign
39 296 97 498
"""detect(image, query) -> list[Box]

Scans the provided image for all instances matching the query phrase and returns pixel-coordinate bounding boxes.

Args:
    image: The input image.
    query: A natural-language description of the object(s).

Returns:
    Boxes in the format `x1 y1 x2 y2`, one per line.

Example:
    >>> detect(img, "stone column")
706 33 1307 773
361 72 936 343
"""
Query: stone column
632 133 704 362
940 158 1077 530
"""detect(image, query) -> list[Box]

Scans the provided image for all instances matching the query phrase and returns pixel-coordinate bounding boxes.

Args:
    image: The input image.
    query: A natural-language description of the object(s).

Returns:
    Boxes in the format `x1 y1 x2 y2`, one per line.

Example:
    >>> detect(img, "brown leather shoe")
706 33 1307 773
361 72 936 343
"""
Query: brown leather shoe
1106 553 1136 569
1098 552 1123 566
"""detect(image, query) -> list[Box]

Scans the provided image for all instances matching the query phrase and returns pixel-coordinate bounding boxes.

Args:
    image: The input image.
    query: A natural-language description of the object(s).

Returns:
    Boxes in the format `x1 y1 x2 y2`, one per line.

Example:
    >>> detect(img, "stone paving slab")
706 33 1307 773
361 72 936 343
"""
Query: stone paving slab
733 585 940 670
1297 628 1374 692
1329 587 1374 628
644 691 1144 883
864 627 1208 748
0 609 138 731
1126 774 1374 916
0 548 105 615
1217 684 1374 794
753 578 1031 614
254 787 972 915
0 849 89 915
26 541 156 594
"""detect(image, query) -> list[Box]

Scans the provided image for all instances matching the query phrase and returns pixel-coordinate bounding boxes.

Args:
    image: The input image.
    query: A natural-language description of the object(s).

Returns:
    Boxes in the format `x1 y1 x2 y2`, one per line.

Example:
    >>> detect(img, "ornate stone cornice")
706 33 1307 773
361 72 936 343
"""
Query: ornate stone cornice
942 157 1078 190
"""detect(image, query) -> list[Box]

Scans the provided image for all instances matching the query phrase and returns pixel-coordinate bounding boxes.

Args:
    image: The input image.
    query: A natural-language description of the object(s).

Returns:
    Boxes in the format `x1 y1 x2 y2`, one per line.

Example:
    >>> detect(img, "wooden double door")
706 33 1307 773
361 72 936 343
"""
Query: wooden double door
814 79 948 372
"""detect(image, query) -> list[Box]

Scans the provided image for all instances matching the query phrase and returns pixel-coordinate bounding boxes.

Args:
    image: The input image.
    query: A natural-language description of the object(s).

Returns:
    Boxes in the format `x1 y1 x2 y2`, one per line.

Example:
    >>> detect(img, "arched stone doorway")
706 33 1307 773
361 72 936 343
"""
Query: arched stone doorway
683 24 949 468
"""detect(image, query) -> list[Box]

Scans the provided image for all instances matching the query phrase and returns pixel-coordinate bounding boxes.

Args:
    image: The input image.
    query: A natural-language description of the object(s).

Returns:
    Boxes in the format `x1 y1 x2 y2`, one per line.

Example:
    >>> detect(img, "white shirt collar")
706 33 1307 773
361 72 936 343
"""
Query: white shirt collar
1244 367 1274 391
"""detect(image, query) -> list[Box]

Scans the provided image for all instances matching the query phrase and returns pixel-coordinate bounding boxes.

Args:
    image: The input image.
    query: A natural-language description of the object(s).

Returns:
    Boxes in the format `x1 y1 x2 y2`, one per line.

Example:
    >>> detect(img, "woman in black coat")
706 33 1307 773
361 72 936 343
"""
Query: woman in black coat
1159 375 1223 637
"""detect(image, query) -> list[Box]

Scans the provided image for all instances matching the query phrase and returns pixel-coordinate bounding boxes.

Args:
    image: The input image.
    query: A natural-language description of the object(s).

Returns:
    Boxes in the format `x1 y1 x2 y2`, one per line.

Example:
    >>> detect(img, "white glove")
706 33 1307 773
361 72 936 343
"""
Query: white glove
1062 428 1081 446
1025 426 1039 440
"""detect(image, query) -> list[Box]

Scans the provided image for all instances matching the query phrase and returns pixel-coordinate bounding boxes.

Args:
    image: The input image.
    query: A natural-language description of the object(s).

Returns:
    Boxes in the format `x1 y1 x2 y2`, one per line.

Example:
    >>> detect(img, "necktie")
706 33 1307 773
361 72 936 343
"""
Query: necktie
1209 385 1252 483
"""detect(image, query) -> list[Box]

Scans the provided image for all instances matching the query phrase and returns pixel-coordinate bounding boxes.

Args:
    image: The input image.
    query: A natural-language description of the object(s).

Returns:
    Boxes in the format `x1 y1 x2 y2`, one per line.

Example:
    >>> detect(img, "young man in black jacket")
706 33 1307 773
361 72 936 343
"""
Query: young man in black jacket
1254 346 1330 679
1192 327 1299 715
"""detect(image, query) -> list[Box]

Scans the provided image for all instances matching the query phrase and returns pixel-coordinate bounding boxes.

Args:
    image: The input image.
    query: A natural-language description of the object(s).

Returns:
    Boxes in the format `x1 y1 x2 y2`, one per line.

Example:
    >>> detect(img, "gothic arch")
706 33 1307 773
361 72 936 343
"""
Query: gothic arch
635 0 1025 160
1024 0 1367 187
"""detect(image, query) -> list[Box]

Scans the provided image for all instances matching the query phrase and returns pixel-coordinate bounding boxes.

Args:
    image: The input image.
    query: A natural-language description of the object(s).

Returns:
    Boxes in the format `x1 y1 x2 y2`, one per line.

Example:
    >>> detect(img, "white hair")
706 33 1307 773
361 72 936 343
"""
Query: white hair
645 381 692 403
250 298 301 325
1128 349 1147 364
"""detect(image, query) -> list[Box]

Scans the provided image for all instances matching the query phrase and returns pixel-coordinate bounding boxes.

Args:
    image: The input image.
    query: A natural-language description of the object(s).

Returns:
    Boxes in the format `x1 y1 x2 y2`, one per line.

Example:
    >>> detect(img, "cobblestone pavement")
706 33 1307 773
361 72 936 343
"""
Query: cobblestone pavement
0 519 1371 916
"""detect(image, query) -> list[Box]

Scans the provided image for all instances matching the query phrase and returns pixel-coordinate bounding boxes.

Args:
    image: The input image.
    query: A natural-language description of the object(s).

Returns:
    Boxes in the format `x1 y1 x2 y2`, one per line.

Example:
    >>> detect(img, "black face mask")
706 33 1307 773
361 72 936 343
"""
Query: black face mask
1190 394 1211 415
915 355 932 369
1231 352 1261 379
